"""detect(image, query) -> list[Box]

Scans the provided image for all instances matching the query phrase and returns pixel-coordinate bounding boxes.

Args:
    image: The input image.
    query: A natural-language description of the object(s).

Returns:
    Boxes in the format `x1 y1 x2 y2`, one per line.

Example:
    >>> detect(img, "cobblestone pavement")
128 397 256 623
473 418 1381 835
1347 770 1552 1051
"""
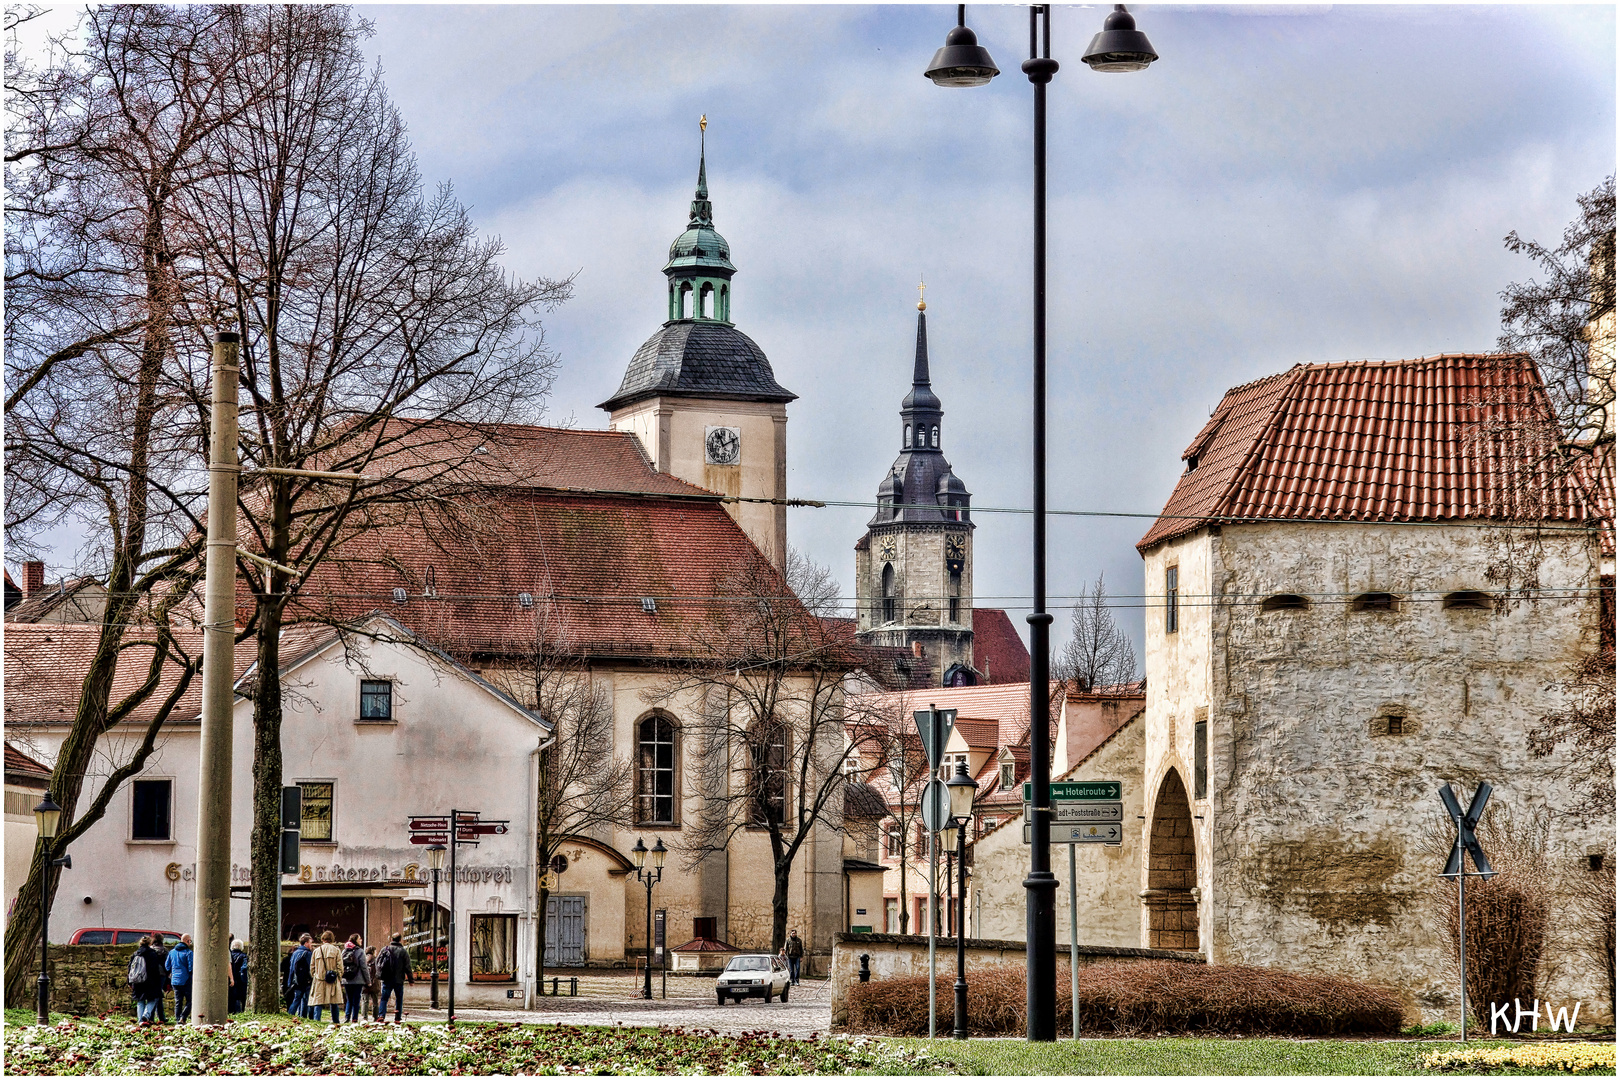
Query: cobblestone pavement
419 978 833 1038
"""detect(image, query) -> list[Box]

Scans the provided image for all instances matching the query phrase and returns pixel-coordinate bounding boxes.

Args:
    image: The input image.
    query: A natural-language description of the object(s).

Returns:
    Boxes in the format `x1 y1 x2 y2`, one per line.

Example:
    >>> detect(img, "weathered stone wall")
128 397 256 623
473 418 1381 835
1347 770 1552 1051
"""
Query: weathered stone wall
1142 520 1614 1021
46 944 138 1018
828 931 1199 1028
855 524 974 682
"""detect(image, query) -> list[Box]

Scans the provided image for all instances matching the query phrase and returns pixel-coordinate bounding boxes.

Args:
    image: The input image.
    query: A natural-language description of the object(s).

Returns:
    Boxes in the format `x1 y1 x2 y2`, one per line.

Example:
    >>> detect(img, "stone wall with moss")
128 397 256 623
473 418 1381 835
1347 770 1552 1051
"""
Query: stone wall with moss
46 943 139 1017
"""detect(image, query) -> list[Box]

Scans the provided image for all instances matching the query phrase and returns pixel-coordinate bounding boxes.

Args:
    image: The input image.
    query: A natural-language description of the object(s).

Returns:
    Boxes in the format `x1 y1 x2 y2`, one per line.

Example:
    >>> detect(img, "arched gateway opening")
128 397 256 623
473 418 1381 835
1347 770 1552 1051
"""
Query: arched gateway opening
1145 769 1199 950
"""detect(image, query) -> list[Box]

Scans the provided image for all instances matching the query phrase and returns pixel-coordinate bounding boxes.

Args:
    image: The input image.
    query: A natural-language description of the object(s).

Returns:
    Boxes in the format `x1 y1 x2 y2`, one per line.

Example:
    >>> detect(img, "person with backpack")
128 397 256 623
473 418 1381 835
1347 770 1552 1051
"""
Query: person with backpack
128 935 166 1025
164 934 194 1021
374 932 412 1022
228 940 250 1014
309 930 345 1023
286 935 313 1020
341 934 367 1022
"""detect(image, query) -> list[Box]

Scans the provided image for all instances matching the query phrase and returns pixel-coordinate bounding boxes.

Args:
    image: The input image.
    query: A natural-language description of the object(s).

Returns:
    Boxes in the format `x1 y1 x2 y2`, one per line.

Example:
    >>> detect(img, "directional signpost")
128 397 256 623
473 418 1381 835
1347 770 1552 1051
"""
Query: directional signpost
1020 780 1128 1039
913 706 956 1040
1438 783 1494 1043
408 810 509 1023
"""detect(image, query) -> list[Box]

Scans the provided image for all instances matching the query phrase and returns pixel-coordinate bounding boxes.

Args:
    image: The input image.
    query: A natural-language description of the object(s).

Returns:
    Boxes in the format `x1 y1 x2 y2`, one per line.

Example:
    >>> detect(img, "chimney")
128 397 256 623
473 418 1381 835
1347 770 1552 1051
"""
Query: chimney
24 561 44 597
911 640 923 658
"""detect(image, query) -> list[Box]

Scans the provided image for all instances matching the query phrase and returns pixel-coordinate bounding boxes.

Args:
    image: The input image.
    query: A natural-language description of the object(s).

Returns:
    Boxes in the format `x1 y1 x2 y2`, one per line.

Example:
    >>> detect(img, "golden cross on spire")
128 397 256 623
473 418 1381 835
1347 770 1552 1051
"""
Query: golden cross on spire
700 114 707 133
917 278 927 312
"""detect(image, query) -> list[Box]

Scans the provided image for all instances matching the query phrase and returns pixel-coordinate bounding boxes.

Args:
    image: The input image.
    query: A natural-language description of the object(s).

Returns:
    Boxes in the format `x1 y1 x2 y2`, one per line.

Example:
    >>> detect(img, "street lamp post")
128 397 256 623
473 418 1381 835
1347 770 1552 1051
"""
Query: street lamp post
946 762 977 1040
33 794 70 1026
925 2 1157 1042
426 844 446 1011
630 838 666 1000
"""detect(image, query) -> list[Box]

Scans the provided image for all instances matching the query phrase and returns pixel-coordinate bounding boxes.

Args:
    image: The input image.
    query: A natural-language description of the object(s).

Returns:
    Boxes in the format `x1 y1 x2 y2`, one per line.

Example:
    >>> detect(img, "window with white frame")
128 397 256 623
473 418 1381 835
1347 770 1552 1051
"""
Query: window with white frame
131 779 172 841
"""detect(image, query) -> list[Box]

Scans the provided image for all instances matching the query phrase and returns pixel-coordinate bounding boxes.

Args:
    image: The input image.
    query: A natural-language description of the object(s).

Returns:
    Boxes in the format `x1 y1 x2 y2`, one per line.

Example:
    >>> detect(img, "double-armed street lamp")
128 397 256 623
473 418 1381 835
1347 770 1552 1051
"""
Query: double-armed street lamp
426 843 446 1010
942 763 978 1040
33 794 71 1026
924 1 1158 1043
630 838 667 1000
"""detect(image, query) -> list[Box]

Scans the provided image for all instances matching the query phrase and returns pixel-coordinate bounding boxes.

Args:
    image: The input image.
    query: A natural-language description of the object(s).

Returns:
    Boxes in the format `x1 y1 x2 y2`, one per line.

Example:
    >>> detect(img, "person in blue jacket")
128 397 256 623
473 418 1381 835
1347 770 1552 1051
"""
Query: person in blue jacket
286 934 314 1020
163 934 194 1022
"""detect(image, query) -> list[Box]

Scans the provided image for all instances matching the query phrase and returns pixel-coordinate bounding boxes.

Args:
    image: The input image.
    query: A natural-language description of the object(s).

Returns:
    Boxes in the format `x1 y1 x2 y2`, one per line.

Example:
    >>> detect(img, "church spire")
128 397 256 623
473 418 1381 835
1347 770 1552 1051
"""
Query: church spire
690 115 713 226
901 285 942 422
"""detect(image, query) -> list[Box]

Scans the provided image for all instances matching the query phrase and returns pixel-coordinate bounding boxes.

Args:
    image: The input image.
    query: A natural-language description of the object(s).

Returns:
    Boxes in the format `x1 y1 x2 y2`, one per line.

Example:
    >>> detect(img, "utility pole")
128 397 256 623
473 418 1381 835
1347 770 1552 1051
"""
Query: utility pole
191 332 239 1025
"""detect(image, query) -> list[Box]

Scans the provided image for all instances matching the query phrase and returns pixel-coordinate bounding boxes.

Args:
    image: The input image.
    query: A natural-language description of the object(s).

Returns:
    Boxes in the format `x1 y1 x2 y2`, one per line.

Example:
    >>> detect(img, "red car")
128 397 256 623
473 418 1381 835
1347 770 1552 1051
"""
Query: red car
69 928 182 946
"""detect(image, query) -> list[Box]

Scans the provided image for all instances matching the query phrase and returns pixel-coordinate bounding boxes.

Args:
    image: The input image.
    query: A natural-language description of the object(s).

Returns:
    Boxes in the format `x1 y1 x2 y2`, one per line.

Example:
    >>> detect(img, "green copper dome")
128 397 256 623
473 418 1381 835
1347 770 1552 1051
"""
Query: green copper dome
661 135 736 323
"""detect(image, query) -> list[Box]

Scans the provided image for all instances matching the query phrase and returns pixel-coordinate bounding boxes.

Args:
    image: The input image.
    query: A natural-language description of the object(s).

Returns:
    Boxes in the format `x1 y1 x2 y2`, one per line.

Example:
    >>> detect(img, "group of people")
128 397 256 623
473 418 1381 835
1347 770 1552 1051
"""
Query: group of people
284 930 413 1023
128 935 251 1025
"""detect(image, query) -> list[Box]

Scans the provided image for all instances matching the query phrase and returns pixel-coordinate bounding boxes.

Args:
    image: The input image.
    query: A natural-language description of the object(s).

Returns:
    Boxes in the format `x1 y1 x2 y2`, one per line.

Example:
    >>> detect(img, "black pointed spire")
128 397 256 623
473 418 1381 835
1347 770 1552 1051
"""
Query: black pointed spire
901 305 942 414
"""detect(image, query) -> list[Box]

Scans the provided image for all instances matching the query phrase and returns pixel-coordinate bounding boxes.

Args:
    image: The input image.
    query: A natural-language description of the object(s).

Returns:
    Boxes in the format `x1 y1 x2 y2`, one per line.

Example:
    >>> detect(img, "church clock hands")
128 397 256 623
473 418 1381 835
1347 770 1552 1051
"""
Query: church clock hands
704 426 741 465
877 537 897 562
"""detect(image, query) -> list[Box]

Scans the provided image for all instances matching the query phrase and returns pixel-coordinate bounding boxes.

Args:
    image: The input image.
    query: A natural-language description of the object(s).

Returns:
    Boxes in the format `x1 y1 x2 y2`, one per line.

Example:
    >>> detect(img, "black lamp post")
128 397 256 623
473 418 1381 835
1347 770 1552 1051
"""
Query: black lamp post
33 793 70 1027
631 838 666 1000
925 1 1157 1042
945 762 978 1040
426 843 446 1010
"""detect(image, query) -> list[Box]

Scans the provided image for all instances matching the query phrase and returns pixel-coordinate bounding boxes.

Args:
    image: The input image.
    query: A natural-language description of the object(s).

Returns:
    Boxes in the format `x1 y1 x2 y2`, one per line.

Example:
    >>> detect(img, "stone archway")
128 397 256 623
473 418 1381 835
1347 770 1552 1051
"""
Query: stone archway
1145 769 1199 950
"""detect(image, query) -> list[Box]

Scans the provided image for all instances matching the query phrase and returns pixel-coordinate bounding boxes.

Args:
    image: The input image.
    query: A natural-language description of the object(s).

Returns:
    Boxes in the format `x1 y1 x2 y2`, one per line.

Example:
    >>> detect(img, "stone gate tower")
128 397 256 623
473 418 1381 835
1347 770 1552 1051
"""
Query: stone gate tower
853 297 975 685
601 124 796 569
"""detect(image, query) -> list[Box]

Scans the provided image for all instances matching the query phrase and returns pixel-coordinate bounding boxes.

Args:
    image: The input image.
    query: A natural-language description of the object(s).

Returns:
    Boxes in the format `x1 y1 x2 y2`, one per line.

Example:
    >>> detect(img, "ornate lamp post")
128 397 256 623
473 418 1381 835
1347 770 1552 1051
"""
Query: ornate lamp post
924 2 1157 1042
946 762 978 1040
631 838 666 1000
426 844 446 1010
33 794 70 1026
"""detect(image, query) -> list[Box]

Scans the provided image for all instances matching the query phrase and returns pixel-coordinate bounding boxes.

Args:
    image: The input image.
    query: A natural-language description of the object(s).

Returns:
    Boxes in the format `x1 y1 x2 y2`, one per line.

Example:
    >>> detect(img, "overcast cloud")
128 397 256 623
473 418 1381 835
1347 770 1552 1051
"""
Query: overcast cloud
17 4 1616 664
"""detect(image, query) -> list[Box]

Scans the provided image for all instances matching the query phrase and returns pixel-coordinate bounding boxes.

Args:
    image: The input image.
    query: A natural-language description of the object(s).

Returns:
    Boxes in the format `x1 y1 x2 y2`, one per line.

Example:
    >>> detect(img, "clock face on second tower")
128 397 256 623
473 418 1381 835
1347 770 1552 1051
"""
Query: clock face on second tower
877 537 897 562
705 426 741 465
945 534 966 561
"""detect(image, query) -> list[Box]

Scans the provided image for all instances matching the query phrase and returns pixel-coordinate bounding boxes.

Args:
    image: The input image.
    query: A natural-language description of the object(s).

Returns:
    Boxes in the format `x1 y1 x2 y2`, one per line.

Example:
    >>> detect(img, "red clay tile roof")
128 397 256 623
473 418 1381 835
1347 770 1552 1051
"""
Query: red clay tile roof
952 717 999 748
970 608 1030 684
821 618 935 689
4 625 255 730
7 576 101 624
1138 355 1611 551
5 741 51 778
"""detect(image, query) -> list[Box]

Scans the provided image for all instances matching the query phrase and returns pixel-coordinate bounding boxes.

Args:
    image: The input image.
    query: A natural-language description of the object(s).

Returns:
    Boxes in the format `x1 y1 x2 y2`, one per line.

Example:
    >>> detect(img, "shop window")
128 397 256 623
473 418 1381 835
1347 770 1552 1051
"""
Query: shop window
300 781 334 842
131 779 172 841
404 899 449 978
1165 566 1179 634
636 715 677 825
469 914 518 981
360 680 393 721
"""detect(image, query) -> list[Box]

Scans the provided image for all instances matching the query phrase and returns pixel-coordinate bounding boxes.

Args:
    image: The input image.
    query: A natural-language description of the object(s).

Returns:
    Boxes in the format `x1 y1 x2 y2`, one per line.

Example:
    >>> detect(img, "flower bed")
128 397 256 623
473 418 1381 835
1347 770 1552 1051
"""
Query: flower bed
3 1018 933 1076
1421 1042 1617 1074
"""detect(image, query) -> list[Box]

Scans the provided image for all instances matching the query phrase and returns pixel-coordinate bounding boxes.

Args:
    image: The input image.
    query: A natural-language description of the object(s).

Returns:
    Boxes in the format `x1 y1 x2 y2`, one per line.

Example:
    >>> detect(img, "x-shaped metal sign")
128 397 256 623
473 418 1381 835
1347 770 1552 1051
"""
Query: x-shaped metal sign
1438 783 1495 878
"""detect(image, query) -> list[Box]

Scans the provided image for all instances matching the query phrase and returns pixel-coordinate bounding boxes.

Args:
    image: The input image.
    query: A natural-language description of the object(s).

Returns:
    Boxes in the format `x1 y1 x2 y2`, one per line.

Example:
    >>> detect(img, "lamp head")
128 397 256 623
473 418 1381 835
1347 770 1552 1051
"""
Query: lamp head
631 837 647 869
33 794 62 841
925 19 999 87
947 759 977 820
939 822 959 850
426 843 446 871
1081 5 1159 73
651 837 668 870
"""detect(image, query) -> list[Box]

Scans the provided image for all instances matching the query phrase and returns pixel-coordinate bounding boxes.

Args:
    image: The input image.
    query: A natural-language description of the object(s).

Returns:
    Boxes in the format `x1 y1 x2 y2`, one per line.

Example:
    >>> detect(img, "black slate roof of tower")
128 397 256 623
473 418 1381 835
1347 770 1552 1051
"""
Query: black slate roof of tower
599 321 797 412
868 308 972 527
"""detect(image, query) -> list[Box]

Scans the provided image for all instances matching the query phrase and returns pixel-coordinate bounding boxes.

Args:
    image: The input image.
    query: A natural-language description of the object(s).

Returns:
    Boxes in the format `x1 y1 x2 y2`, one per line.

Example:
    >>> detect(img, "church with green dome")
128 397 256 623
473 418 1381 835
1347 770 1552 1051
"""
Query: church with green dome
601 126 796 570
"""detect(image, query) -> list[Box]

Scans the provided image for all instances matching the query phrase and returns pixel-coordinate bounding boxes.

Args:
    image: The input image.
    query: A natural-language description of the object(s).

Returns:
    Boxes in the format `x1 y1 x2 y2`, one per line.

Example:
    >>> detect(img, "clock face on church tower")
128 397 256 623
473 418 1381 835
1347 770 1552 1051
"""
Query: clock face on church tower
877 537 897 562
705 426 741 465
945 534 966 561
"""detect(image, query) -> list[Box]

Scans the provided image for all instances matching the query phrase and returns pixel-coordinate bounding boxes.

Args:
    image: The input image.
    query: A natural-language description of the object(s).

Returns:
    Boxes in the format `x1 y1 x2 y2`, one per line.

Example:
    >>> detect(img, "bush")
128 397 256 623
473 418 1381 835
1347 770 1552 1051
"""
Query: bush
845 961 1404 1037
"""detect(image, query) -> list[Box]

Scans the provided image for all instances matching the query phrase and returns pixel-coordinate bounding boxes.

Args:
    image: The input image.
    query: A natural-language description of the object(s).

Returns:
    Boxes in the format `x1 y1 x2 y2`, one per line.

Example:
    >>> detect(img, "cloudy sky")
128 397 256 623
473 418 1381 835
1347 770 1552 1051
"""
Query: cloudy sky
19 4 1618 663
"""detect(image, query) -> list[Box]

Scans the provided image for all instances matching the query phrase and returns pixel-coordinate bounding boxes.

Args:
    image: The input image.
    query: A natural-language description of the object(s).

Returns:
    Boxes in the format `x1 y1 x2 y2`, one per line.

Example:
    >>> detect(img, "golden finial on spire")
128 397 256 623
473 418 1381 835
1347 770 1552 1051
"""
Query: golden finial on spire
700 114 707 133
917 278 927 311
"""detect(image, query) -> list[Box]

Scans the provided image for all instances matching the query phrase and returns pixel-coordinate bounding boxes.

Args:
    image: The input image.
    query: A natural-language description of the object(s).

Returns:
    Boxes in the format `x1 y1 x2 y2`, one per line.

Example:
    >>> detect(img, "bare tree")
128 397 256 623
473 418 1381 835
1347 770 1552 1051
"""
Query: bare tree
786 544 843 618
647 558 878 953
524 623 633 993
2 5 248 1003
148 6 573 1010
867 709 930 935
1056 573 1137 693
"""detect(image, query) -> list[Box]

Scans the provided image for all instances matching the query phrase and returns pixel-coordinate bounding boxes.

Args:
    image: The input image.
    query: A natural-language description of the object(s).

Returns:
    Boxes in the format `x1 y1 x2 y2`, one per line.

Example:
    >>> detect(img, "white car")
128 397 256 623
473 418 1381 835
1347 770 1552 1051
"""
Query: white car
715 954 791 1004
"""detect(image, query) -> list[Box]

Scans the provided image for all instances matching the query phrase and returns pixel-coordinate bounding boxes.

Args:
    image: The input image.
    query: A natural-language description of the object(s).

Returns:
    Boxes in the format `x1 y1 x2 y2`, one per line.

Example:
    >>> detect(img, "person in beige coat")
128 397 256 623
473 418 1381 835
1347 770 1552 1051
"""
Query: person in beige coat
309 931 345 1023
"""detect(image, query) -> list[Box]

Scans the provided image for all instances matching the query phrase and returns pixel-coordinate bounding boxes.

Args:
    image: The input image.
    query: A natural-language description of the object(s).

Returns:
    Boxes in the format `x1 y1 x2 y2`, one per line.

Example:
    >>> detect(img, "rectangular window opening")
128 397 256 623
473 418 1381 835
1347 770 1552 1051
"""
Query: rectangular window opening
469 914 518 981
1193 720 1207 800
299 781 334 842
131 779 172 841
1590 853 1605 872
1166 566 1179 634
360 680 393 721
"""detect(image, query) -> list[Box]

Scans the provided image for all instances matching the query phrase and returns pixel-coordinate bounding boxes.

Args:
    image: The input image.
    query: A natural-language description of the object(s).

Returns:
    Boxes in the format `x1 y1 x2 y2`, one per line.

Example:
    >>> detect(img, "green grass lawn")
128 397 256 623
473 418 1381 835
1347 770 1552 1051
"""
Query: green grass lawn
865 1036 1616 1076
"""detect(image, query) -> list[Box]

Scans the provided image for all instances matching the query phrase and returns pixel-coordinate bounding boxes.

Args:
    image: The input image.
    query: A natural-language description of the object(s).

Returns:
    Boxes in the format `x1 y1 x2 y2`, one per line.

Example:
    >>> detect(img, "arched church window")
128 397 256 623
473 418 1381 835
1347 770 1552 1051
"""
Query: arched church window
680 285 693 319
904 425 911 448
948 569 961 623
637 715 677 824
916 427 925 447
749 720 788 825
931 426 939 447
882 563 896 624
700 283 714 319
719 284 728 320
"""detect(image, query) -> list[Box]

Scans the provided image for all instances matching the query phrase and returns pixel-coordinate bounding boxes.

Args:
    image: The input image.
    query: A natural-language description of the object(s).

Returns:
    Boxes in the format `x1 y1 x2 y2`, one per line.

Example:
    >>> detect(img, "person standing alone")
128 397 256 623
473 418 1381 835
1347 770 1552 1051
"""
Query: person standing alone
783 929 804 985
165 934 194 1021
228 940 250 1014
309 931 345 1023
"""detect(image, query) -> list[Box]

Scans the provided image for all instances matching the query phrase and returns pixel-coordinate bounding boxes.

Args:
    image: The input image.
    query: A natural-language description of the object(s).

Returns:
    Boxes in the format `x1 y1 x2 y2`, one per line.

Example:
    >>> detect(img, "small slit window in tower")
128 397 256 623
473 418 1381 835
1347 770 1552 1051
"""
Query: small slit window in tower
1259 593 1308 613
1165 566 1179 634
700 283 713 319
930 426 939 447
948 570 961 623
916 427 925 447
1442 590 1493 610
881 564 896 624
641 597 658 614
904 424 911 447
1352 592 1396 612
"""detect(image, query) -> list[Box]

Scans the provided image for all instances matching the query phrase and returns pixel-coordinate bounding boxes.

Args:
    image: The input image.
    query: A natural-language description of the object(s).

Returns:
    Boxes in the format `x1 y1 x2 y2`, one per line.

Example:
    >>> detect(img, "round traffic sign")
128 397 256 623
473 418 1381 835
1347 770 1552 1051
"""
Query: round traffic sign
920 779 952 833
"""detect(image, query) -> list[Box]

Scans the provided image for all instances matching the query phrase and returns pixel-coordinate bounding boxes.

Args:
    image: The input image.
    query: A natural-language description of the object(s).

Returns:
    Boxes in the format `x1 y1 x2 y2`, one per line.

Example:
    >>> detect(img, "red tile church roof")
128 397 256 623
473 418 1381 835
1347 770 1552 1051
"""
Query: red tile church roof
970 608 1030 683
1139 355 1612 551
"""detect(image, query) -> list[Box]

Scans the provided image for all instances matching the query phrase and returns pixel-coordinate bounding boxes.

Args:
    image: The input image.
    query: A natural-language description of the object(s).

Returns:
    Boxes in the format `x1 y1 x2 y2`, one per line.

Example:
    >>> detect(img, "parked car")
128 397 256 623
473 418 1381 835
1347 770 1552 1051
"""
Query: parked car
69 928 182 946
714 954 791 1004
